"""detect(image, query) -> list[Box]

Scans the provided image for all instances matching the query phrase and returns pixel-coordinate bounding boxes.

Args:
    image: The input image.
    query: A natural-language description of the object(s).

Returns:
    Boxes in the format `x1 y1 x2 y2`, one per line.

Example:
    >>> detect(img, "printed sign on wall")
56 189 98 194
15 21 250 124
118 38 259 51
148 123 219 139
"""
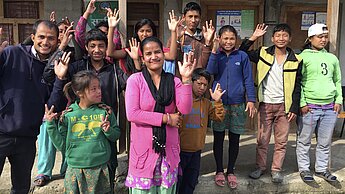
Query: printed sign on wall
216 10 254 39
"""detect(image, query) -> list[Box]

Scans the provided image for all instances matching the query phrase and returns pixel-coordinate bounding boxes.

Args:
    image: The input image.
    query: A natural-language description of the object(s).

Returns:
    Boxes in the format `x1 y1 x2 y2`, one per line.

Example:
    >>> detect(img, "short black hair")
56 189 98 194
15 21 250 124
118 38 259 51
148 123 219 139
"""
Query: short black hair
85 29 108 46
95 21 109 30
192 68 211 83
218 25 238 38
272 23 291 37
33 20 59 37
183 2 201 15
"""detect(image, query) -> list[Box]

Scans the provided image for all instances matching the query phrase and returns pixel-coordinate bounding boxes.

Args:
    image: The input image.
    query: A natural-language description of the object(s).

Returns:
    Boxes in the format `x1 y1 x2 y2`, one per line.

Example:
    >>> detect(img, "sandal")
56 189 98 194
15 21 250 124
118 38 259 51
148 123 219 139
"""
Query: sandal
215 172 225 187
227 173 238 189
33 174 50 187
315 171 337 182
300 171 314 182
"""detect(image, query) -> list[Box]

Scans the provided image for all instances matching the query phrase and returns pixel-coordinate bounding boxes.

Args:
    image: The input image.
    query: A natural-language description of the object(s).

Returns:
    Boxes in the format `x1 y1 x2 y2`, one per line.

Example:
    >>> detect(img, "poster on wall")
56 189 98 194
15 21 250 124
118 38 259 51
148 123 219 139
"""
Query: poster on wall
316 12 327 24
216 10 254 39
301 11 315 30
84 0 118 29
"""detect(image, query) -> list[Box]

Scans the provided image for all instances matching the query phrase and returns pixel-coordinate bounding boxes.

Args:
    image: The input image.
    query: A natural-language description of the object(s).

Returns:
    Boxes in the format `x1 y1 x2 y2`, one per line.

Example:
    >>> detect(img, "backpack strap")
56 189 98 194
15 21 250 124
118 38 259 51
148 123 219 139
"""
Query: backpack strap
59 107 73 123
97 103 113 116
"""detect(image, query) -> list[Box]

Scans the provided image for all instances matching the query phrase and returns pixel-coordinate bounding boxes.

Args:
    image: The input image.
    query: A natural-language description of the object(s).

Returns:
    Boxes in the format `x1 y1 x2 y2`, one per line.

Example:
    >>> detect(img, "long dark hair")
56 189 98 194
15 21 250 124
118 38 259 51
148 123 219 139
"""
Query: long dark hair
133 18 157 42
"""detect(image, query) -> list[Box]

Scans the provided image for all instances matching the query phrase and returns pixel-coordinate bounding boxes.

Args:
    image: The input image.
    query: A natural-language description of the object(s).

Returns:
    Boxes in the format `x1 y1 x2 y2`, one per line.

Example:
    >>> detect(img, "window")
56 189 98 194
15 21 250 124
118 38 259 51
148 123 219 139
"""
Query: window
4 1 39 19
0 0 43 45
0 24 13 44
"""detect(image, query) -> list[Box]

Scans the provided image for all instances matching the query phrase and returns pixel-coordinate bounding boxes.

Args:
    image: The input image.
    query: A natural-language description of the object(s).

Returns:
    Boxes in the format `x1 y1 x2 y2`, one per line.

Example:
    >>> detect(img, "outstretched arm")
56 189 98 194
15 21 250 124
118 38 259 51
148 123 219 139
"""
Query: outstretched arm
106 8 126 59
75 0 96 50
164 10 180 60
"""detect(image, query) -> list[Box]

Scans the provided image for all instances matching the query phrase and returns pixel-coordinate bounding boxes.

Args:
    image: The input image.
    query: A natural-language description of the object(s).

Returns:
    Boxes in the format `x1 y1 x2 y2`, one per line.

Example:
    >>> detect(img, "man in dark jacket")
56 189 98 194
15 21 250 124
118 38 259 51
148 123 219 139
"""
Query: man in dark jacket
0 20 66 194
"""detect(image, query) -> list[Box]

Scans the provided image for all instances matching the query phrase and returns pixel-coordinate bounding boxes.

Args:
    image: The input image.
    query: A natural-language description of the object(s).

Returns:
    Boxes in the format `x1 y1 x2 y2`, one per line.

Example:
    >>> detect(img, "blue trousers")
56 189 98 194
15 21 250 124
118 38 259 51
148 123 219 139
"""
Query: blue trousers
177 150 201 194
296 109 337 172
37 121 67 178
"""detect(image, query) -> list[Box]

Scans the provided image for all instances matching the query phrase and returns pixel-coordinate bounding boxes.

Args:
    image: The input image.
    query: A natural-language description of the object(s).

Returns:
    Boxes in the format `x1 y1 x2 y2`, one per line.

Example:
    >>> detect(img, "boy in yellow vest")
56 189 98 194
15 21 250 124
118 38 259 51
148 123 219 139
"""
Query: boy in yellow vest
239 24 303 183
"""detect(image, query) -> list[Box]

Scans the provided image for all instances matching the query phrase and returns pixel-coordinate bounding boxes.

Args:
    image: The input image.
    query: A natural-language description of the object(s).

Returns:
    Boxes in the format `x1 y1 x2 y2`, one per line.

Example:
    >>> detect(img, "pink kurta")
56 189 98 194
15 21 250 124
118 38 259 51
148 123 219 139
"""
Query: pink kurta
125 72 192 179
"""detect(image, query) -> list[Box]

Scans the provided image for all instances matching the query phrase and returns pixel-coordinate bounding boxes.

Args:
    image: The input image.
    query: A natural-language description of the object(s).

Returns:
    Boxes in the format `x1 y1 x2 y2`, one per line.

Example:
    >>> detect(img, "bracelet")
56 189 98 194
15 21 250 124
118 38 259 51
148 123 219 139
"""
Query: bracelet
166 113 171 125
182 79 192 85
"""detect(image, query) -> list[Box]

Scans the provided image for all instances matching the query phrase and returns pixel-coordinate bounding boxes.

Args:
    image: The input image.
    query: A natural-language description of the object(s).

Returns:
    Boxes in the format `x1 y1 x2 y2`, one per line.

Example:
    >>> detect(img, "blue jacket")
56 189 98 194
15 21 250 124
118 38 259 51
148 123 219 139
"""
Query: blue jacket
207 49 256 105
0 44 66 137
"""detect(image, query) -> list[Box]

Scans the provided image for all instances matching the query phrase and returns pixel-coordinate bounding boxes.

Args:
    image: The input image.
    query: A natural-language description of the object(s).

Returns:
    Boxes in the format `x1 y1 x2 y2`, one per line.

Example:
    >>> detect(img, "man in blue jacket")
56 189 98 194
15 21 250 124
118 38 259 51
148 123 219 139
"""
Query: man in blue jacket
0 20 66 194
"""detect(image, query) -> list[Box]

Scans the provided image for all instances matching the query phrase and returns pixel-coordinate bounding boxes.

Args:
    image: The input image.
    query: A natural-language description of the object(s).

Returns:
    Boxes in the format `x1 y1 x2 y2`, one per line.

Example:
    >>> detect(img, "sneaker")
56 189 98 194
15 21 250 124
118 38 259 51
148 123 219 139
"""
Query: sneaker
300 171 314 182
249 168 264 179
315 171 337 182
271 171 283 183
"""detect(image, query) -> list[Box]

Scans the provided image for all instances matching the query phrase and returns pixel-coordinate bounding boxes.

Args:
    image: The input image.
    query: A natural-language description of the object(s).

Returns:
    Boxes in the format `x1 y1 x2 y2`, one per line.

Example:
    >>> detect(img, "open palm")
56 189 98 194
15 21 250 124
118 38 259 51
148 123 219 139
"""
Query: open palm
106 8 120 28
178 52 197 80
210 83 225 102
168 10 181 32
54 51 71 80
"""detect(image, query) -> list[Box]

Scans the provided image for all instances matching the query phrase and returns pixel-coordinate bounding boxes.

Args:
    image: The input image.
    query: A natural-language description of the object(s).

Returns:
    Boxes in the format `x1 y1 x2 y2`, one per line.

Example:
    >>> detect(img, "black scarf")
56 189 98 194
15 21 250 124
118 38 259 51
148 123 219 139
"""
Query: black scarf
142 67 175 155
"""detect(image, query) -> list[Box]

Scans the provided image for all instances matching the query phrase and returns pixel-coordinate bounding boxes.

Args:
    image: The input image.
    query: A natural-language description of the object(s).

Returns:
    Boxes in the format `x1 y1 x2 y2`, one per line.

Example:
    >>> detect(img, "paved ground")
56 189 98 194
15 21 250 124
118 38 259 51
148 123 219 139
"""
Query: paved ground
1 128 345 193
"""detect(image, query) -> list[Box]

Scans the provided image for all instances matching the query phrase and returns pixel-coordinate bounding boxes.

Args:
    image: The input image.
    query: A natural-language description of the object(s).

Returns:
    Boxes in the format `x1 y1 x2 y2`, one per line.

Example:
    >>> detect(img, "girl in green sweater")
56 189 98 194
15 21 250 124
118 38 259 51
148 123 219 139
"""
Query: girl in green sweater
45 69 121 193
297 23 342 182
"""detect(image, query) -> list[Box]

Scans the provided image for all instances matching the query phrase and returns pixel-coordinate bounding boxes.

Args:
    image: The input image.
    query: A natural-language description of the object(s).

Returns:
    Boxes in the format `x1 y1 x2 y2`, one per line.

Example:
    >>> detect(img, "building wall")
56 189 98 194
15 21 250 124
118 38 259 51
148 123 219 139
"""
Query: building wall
43 0 82 27
339 0 345 86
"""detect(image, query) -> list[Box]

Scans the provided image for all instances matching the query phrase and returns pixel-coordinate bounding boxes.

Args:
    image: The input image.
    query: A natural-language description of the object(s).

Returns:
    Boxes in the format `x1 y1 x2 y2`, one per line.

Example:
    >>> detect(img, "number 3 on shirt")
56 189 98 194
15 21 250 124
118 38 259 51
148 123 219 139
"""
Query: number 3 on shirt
321 63 328 75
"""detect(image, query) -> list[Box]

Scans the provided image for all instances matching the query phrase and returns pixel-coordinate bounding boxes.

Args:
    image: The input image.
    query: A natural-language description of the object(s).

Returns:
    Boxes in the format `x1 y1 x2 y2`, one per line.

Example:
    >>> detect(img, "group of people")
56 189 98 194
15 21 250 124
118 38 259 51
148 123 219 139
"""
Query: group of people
0 1 342 194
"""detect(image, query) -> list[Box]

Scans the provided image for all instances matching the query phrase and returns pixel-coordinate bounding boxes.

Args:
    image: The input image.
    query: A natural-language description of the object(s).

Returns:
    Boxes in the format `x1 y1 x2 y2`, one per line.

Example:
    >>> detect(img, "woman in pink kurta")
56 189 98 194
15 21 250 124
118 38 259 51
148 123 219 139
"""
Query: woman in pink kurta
125 36 195 193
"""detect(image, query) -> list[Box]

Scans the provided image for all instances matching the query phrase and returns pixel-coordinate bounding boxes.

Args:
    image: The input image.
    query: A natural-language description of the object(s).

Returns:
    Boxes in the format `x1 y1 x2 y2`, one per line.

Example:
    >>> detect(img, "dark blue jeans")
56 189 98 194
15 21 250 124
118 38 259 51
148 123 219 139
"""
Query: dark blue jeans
0 134 36 194
177 150 201 194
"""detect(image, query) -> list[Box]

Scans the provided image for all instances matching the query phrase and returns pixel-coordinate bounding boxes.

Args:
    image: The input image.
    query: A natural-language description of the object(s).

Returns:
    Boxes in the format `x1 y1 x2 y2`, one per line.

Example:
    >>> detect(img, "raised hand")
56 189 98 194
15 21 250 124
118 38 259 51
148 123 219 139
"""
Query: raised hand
202 20 215 46
44 104 57 122
249 24 268 41
168 10 181 32
49 11 56 23
84 0 96 18
106 8 120 28
62 16 71 26
176 19 186 39
54 51 72 80
59 22 75 50
125 37 140 60
0 28 9 53
211 35 220 54
178 51 197 83
245 102 257 118
100 115 110 132
210 83 226 102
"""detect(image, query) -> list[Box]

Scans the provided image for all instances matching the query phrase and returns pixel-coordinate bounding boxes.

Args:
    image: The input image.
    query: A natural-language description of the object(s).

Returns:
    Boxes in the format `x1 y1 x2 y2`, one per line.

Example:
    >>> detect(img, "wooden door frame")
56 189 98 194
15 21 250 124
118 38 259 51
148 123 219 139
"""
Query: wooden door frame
126 0 164 41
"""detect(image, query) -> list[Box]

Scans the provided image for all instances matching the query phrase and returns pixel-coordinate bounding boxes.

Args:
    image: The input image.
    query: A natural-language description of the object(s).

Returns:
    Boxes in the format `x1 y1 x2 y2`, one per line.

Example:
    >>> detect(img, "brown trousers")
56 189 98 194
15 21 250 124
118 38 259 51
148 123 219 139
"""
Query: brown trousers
256 102 289 172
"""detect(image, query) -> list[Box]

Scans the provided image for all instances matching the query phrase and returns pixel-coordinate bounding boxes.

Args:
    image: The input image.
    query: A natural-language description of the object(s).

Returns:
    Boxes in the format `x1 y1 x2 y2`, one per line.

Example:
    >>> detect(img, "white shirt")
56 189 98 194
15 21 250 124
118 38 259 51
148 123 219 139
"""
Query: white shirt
262 53 288 103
